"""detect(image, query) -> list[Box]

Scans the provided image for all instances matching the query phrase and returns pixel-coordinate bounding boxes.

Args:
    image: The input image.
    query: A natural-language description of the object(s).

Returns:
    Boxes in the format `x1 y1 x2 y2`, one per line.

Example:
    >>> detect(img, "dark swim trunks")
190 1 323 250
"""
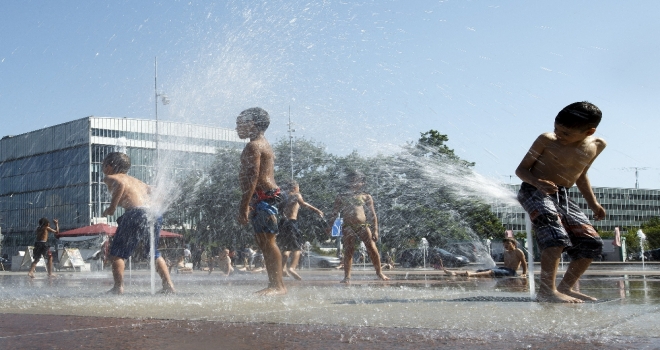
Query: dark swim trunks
32 241 51 263
278 219 303 251
250 189 281 234
517 182 603 260
109 208 162 260
476 267 517 277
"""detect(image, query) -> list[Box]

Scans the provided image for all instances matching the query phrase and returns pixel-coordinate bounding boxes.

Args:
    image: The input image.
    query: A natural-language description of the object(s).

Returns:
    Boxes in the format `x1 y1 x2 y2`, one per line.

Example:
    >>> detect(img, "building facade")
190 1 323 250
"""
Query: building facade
492 184 660 233
0 116 245 256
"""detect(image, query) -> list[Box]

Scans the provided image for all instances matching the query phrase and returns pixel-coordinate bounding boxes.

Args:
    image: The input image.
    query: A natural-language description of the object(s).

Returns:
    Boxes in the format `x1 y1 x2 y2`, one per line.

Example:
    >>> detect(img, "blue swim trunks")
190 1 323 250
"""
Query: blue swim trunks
110 208 162 260
476 267 517 277
250 200 279 234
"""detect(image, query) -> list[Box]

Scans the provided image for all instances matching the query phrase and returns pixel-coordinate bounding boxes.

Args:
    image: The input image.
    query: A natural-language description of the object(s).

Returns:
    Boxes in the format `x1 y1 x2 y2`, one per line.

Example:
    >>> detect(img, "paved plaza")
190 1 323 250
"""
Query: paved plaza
1 263 659 349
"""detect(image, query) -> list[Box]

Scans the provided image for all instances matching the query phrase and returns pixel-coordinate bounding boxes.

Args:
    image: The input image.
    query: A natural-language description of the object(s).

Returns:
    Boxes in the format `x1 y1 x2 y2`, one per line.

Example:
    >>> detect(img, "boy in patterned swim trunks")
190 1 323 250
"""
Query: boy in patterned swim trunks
236 107 286 295
515 101 606 303
278 180 324 280
326 170 389 283
102 152 175 295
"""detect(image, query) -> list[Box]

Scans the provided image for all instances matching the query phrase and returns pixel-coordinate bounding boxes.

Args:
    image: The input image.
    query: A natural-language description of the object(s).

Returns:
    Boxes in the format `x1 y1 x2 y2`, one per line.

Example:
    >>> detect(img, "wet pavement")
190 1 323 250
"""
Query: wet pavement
1 263 660 349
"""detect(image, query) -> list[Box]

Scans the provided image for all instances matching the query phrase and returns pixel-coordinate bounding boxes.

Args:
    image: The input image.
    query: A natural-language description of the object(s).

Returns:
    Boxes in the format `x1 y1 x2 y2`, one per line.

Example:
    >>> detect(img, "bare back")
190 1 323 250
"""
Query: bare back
239 137 278 198
35 226 54 242
104 174 150 211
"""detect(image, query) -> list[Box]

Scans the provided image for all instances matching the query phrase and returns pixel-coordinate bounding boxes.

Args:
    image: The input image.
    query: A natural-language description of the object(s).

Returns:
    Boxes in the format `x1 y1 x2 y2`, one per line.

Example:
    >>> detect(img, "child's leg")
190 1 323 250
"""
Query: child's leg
361 228 389 281
47 256 55 277
109 256 125 294
557 258 596 301
538 247 582 303
28 260 38 278
281 250 290 276
155 256 175 293
288 250 302 280
341 233 356 283
255 233 286 294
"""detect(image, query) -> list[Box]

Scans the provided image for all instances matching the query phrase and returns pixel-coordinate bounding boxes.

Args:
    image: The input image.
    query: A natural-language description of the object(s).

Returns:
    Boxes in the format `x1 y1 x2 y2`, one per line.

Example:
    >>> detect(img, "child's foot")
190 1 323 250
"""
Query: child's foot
255 287 287 296
288 269 302 281
158 287 176 294
443 269 456 276
107 286 124 295
377 273 390 281
283 270 291 277
557 287 597 302
27 272 35 278
340 278 351 284
536 290 583 303
48 274 57 278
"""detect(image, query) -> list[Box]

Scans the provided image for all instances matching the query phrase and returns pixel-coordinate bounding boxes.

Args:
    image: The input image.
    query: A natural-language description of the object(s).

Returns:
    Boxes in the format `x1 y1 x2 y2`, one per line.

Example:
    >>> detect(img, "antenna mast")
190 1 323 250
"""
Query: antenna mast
288 106 295 181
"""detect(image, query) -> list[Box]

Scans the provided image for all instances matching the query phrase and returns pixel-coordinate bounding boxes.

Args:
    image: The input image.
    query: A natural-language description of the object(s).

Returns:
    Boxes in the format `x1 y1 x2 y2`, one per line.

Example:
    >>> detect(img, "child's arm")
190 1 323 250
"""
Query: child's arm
366 194 378 241
103 177 124 216
518 249 527 276
575 139 607 220
515 134 558 195
238 143 261 225
298 195 324 217
46 219 59 235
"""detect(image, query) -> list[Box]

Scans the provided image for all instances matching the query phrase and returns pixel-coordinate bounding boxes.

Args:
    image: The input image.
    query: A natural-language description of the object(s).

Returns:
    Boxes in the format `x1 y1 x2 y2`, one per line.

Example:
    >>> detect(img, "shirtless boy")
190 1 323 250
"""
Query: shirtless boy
28 218 59 278
515 101 606 303
279 180 324 280
209 248 233 276
102 152 175 294
327 170 389 283
444 238 527 277
236 107 286 295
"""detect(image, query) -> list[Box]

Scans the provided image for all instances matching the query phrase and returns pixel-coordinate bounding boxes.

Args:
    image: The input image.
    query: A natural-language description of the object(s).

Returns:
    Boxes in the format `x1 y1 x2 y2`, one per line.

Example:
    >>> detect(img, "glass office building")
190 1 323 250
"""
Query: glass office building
492 184 660 233
0 116 245 256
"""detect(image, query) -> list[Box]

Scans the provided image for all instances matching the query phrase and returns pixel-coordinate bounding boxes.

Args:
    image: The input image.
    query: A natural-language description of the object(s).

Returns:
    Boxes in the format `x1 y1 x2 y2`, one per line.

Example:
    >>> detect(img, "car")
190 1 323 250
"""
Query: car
644 248 660 261
299 252 341 268
397 248 470 268
443 242 481 262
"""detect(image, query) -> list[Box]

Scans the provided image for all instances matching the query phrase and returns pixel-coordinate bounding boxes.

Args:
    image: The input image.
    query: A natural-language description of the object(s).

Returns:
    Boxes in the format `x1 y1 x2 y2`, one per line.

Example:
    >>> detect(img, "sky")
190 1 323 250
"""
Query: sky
1 0 659 189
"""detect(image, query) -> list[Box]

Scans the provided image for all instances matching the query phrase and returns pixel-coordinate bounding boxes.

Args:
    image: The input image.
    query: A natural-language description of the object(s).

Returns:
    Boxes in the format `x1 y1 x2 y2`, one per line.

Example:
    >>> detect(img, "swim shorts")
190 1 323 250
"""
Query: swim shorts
476 267 517 277
109 208 162 260
517 182 602 260
32 241 51 263
278 219 303 251
249 189 281 234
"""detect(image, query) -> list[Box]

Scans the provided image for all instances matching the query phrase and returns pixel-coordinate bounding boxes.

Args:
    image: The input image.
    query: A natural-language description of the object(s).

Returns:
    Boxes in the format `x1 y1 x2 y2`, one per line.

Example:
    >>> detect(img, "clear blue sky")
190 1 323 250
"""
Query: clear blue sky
2 1 659 189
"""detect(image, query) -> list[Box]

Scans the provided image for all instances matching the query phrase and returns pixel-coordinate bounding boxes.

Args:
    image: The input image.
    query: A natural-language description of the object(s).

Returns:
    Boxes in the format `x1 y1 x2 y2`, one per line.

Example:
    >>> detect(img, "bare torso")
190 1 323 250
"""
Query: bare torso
502 248 525 272
337 192 370 225
283 192 302 220
528 133 604 188
239 137 278 197
35 227 52 242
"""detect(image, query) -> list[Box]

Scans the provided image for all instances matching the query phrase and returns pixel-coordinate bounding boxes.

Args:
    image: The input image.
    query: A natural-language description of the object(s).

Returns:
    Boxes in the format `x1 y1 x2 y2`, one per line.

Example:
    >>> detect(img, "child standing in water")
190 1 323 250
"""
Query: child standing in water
28 218 59 278
278 180 324 280
327 170 389 283
102 152 175 294
515 101 606 303
236 107 286 295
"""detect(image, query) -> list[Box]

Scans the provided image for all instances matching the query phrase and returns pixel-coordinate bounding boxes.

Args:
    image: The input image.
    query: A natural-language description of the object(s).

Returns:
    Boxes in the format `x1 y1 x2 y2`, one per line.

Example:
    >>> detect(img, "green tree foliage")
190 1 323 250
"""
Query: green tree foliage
166 130 504 253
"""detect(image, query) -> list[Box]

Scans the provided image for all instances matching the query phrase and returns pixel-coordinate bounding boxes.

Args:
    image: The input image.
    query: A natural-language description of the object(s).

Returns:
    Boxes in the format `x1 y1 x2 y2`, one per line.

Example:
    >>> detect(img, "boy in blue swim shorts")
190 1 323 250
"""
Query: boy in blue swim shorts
102 152 175 294
237 107 286 295
515 101 606 303
444 238 527 278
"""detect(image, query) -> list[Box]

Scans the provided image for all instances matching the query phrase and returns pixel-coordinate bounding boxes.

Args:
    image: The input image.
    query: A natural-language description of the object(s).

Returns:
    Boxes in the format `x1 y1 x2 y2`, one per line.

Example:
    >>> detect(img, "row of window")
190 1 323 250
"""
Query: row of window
0 146 88 177
92 128 244 149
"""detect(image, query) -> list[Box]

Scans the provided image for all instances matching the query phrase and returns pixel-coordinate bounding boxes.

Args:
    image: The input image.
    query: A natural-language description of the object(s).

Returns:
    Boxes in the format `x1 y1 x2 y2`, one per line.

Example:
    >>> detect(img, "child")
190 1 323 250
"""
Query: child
28 218 59 278
278 180 324 280
209 248 234 276
444 238 527 277
102 152 175 294
515 101 606 303
236 107 286 295
327 170 389 283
